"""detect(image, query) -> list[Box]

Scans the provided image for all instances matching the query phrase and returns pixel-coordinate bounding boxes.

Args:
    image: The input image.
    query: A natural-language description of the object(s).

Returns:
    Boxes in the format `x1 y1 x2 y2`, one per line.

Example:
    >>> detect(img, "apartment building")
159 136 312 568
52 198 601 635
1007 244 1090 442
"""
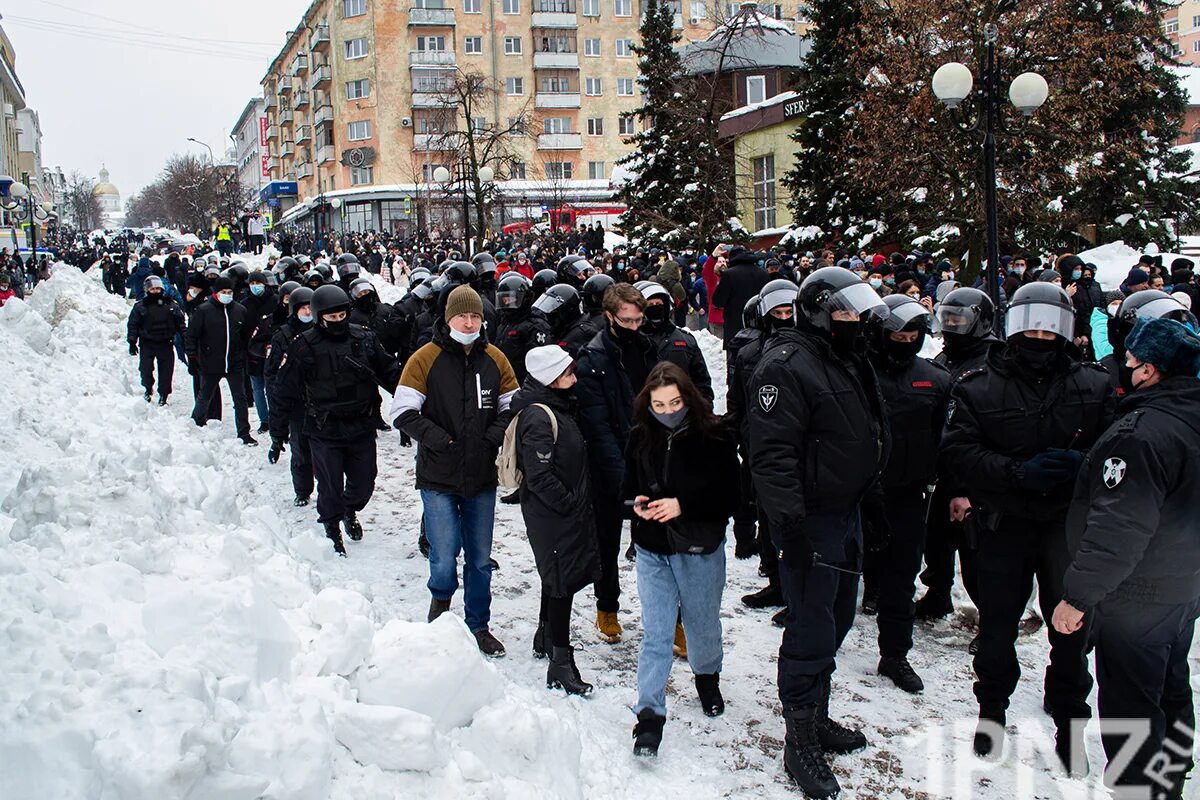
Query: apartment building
1165 2 1200 66
231 98 270 204
0 23 27 228
259 0 809 234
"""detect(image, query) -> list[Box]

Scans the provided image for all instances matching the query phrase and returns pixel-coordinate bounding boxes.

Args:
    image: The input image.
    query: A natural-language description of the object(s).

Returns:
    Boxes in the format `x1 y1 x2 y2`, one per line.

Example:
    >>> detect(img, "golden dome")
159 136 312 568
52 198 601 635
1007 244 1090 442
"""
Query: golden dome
93 165 119 197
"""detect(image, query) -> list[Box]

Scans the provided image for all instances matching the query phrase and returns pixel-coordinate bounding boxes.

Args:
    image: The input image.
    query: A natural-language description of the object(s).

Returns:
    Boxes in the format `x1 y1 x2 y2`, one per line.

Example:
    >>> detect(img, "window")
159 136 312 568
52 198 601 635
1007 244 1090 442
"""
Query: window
344 38 369 59
746 75 766 105
617 78 634 96
587 117 604 135
1193 15 1200 28
616 38 633 57
343 0 366 16
471 116 488 132
585 77 603 96
540 75 573 93
1166 19 1179 34
752 154 776 231
543 116 572 134
1194 39 1200 53
381 200 412 232
619 116 635 135
583 0 599 14
413 70 454 92
615 0 631 15
345 202 372 232
584 38 601 56
506 77 525 95
503 0 520 12
1193 127 1200 144
545 161 573 180
504 36 523 54
464 0 481 11
417 35 446 50
350 167 374 187
348 120 372 140
465 36 483 54
415 0 446 6
346 79 370 99
690 0 706 19
509 162 527 180
588 161 606 180
507 116 527 135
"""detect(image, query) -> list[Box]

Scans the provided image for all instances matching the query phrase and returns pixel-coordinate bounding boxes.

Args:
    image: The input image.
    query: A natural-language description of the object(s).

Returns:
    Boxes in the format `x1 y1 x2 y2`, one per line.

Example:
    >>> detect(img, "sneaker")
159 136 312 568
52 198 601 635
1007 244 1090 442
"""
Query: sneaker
596 610 622 643
878 656 925 694
239 434 259 447
157 396 168 406
672 623 687 659
742 583 785 609
257 422 270 433
474 628 506 658
293 495 310 507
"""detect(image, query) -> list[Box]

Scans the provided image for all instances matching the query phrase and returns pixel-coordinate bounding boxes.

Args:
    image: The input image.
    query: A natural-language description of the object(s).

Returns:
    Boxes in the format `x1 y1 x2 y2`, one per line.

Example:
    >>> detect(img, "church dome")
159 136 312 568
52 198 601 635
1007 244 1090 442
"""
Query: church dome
93 166 119 197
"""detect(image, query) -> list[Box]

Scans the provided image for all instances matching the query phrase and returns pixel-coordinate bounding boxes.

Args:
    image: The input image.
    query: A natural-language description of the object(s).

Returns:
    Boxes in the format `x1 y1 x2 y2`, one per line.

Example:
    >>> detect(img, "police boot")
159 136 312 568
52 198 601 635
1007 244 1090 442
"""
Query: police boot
532 619 549 659
973 708 1006 758
817 675 866 754
547 646 592 696
323 521 347 557
742 579 785 608
878 656 924 694
344 512 364 541
632 708 666 757
914 591 953 621
1054 718 1088 777
783 707 840 799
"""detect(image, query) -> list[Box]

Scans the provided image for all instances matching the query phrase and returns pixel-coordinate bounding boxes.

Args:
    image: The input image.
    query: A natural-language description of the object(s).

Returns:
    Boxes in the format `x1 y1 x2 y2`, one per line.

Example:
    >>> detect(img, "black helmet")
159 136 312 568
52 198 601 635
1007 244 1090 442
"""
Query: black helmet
934 287 995 339
531 269 558 298
278 280 301 301
757 278 800 318
556 255 594 287
288 286 314 318
437 258 456 274
336 253 360 265
408 267 432 287
314 263 333 282
444 261 476 286
297 254 313 267
1005 282 1075 341
275 255 300 274
472 252 498 273
263 270 278 287
228 263 250 286
304 269 325 288
533 283 582 331
797 267 888 331
203 265 221 280
310 284 351 319
742 295 762 331
879 294 931 333
338 260 362 281
349 277 376 301
582 273 614 313
1109 289 1192 356
496 272 532 313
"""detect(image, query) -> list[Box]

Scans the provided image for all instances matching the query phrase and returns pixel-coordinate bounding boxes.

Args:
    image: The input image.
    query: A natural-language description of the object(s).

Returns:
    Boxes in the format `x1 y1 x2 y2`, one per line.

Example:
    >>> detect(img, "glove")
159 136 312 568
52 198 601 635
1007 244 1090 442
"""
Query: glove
268 437 284 464
399 431 412 448
1017 449 1083 489
779 526 818 576
129 342 138 356
862 505 891 554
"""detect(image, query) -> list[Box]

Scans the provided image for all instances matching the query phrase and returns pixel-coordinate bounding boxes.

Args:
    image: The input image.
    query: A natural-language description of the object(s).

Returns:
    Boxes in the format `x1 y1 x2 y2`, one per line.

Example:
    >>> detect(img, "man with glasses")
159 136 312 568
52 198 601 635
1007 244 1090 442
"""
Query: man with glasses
575 283 657 643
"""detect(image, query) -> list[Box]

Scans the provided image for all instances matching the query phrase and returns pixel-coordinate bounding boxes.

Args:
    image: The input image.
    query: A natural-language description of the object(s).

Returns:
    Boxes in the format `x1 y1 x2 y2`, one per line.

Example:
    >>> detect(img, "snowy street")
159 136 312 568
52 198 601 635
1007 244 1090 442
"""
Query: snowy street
0 261 1175 800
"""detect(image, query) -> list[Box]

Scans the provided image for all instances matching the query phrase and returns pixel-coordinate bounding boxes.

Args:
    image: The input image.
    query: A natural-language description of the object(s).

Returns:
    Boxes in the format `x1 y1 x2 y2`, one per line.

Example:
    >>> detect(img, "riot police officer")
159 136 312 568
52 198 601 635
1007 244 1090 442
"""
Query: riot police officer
495 272 553 384
940 282 1115 771
265 286 315 505
637 282 713 402
562 273 613 357
269 285 402 555
348 277 405 359
748 267 890 799
1101 289 1192 397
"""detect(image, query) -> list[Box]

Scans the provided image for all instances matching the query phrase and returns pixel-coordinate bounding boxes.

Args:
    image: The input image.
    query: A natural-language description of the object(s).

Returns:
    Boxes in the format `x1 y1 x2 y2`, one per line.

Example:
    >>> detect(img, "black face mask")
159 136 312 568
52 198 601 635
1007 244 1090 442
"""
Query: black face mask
1107 319 1128 360
644 303 671 333
941 331 976 359
322 318 351 340
354 294 377 312
829 319 863 356
609 319 641 343
1118 362 1150 395
145 293 164 304
1011 334 1063 375
882 334 922 366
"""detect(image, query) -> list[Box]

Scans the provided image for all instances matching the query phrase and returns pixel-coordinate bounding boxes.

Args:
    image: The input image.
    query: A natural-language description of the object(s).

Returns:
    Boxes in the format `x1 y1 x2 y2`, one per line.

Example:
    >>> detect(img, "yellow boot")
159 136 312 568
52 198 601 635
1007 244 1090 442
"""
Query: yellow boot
673 623 687 659
597 610 622 643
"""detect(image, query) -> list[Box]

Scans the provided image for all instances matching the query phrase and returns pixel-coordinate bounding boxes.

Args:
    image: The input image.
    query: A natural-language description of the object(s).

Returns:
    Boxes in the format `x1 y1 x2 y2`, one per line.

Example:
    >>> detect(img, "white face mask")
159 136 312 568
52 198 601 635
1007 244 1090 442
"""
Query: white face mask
449 327 480 345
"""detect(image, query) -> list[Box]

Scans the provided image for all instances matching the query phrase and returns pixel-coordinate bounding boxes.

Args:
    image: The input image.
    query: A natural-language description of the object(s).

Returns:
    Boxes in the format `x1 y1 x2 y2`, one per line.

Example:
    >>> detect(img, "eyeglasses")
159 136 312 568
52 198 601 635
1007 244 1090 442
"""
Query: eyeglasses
615 314 644 326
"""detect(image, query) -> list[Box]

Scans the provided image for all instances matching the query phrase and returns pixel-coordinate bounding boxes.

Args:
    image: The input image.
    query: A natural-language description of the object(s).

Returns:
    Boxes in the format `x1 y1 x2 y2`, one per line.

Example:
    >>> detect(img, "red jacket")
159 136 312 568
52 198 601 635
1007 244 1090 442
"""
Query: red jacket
702 256 724 325
0 287 15 308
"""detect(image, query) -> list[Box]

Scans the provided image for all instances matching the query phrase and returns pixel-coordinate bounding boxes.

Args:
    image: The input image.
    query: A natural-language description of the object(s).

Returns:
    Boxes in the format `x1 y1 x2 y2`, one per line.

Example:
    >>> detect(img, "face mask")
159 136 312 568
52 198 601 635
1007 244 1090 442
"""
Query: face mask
644 303 671 330
652 406 688 429
250 285 265 296
945 271 955 281
297 311 313 324
1011 334 1063 375
449 327 480 345
882 335 922 365
1071 270 1082 281
609 319 640 343
869 278 883 289
1118 362 1150 395
323 318 350 340
829 319 863 356
885 277 895 286
217 293 233 305
354 294 376 310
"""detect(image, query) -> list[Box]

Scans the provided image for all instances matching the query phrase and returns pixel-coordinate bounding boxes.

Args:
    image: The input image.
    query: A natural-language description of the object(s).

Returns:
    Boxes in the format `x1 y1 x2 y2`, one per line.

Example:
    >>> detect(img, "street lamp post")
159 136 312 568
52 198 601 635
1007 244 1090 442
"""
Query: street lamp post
433 160 494 257
931 24 1049 309
330 196 343 239
0 177 54 264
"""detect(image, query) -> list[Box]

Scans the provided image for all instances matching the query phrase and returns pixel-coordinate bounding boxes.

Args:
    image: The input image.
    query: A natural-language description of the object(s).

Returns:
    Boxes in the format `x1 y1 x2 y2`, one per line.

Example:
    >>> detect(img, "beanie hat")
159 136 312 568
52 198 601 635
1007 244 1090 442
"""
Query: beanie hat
1172 269 1194 286
728 247 759 268
212 276 234 293
525 345 574 386
1126 268 1150 286
444 284 483 321
1173 291 1193 311
249 270 269 284
871 253 887 269
1172 257 1195 272
1126 316 1200 376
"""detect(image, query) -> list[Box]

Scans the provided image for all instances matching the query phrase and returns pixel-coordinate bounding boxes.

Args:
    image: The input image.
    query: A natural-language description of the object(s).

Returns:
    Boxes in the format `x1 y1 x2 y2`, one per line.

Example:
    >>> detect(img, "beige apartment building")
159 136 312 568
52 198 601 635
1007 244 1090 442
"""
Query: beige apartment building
257 0 808 235
1165 1 1200 66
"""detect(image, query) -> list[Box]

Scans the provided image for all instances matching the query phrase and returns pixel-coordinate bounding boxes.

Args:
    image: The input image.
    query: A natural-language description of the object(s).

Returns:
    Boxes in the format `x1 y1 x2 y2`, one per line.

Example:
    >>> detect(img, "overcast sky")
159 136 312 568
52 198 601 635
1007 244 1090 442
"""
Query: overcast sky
7 0 311 200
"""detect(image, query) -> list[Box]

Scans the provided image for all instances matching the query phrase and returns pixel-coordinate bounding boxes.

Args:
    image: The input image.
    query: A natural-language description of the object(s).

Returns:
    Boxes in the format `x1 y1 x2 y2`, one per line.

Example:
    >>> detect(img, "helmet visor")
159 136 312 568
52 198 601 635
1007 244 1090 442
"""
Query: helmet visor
882 301 929 333
497 286 526 310
933 304 981 335
1006 302 1075 338
1127 296 1188 322
532 293 563 314
412 283 433 301
829 282 889 320
759 286 798 317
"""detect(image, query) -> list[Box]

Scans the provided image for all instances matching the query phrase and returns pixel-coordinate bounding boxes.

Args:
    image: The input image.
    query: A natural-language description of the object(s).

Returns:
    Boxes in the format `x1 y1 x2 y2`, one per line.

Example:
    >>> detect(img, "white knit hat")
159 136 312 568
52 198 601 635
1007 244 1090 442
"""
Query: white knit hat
525 345 573 386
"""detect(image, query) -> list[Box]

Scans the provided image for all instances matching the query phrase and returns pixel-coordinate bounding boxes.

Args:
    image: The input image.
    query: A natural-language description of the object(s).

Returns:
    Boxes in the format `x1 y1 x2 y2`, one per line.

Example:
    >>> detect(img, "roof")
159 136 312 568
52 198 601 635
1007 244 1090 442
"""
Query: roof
1171 65 1200 107
680 14 809 75
232 97 266 136
260 0 325 85
720 89 800 121
93 184 119 196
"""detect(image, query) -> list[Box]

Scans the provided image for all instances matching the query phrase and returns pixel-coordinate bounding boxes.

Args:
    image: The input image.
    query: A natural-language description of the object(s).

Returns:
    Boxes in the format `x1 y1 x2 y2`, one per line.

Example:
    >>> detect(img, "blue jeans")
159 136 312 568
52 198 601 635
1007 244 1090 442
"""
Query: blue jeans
249 374 269 426
420 489 497 633
634 544 726 716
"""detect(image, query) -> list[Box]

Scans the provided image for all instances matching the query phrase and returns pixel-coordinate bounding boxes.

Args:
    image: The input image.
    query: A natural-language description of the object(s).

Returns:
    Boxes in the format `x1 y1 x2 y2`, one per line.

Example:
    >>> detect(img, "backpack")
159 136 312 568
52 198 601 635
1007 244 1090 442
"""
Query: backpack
495 403 558 490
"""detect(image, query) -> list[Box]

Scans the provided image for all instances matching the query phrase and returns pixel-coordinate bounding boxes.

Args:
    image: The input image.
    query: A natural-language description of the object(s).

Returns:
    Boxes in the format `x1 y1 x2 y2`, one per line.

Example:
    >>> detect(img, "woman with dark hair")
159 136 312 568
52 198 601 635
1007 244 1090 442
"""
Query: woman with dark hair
622 361 740 757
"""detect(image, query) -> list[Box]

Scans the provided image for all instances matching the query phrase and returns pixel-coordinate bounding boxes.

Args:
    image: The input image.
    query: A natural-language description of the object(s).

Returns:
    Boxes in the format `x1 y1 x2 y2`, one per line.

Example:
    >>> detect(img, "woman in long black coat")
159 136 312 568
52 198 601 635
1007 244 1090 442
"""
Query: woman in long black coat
514 344 601 696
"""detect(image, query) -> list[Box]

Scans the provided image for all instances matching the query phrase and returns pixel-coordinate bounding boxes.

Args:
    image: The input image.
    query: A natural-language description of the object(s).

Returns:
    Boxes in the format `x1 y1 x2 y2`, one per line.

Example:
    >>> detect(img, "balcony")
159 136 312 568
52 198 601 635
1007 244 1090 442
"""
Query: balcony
291 54 309 76
281 141 295 157
537 132 583 150
410 50 456 66
264 94 277 109
309 24 330 52
531 11 577 27
408 7 456 25
266 124 280 141
533 51 579 69
293 91 310 109
412 92 455 107
268 156 281 171
317 144 335 163
278 108 295 125
535 92 581 108
413 132 456 151
277 76 293 93
310 64 331 89
314 103 334 126
295 124 312 143
297 162 314 179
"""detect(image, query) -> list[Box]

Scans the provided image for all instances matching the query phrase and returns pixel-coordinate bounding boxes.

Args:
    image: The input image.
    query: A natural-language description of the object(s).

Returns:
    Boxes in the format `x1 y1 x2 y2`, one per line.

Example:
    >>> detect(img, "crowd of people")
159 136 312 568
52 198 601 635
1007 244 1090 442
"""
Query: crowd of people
41 219 1194 800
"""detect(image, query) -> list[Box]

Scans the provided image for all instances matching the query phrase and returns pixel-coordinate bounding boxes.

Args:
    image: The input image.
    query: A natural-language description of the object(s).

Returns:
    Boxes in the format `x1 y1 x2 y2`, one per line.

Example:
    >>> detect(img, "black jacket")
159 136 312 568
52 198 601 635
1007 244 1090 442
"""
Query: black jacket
940 343 1116 521
711 262 769 347
265 317 312 425
127 296 185 345
392 323 519 496
574 327 658 494
270 324 401 442
644 324 714 403
933 336 996 379
724 327 764 440
495 311 553 383
748 324 890 536
621 418 740 555
560 311 604 359
349 297 406 359
513 379 600 596
185 298 252 375
1064 377 1200 610
869 350 951 490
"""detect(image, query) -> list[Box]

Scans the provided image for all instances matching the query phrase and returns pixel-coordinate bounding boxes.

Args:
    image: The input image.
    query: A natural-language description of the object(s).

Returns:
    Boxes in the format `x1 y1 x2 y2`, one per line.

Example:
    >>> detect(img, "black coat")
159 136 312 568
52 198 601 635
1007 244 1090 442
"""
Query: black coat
711 261 769 347
265 317 312 425
644 324 714 403
185 298 252 376
560 311 604 358
513 379 601 596
349 297 406 358
724 327 765 443
495 311 553 384
127 296 185 345
1064 377 1200 610
869 350 951 490
621 418 740 556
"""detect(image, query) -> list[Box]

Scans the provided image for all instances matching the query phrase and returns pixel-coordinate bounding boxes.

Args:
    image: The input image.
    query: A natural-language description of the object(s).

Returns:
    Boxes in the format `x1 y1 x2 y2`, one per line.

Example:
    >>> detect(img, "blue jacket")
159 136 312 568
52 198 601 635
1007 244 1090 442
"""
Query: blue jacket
125 258 153 300
688 275 708 312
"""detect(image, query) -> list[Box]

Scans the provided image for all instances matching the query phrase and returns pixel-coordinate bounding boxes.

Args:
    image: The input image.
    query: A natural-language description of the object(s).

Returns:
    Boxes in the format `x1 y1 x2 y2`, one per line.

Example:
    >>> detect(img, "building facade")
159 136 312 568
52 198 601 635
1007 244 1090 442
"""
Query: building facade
231 97 270 204
718 89 799 238
93 166 123 228
1165 2 1200 66
16 107 46 205
0 23 27 229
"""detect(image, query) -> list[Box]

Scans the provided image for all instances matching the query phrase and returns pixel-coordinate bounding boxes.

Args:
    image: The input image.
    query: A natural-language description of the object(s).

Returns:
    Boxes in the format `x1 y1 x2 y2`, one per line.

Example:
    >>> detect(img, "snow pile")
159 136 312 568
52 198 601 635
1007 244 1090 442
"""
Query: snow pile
0 265 593 800
1076 241 1187 290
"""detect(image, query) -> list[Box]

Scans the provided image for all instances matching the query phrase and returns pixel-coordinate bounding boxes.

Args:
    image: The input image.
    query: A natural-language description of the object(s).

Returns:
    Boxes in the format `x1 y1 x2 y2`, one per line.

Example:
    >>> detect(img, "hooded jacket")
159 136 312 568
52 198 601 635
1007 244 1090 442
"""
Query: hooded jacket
185 295 251 375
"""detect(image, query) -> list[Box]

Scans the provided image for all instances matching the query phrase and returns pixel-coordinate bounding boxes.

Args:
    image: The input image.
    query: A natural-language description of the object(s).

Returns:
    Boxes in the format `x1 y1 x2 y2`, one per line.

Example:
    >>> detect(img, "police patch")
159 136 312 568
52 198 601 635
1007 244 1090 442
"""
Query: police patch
758 385 778 413
1102 457 1127 489
946 399 956 425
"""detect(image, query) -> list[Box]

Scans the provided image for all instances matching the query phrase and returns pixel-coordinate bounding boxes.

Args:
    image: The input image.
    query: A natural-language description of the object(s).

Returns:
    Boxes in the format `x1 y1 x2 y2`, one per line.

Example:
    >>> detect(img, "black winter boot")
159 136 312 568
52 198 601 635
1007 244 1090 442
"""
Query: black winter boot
632 708 665 757
783 707 840 799
547 646 593 696
694 673 725 717
428 597 451 622
878 656 924 694
323 521 347 557
973 708 1006 758
1054 718 1088 777
294 495 310 507
914 591 954 621
817 674 866 754
532 620 549 659
344 512 364 541
742 581 785 608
